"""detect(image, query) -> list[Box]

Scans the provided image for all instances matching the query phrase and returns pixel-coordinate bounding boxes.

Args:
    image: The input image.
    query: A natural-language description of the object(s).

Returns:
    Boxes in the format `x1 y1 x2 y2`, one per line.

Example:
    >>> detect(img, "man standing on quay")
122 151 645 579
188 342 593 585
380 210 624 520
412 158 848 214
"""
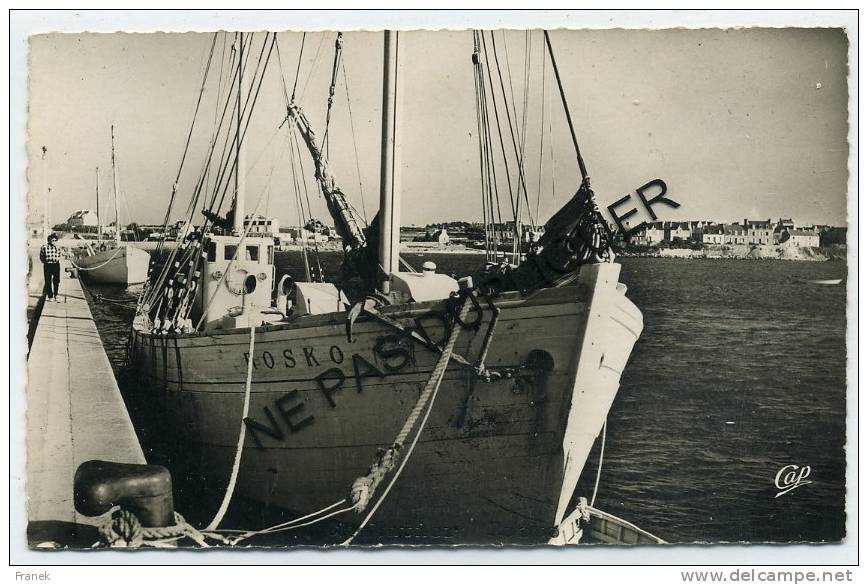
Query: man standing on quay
39 233 62 302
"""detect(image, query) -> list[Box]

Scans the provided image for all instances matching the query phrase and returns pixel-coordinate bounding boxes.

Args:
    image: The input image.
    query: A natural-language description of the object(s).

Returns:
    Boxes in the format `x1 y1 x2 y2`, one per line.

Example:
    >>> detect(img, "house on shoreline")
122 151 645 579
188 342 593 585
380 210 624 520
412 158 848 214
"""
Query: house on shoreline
630 217 830 249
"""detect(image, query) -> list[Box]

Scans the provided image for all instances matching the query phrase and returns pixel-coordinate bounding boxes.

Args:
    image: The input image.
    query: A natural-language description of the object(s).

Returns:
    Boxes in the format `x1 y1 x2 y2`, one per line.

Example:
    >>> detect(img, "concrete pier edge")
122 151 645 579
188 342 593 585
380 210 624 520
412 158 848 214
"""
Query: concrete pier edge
26 245 145 548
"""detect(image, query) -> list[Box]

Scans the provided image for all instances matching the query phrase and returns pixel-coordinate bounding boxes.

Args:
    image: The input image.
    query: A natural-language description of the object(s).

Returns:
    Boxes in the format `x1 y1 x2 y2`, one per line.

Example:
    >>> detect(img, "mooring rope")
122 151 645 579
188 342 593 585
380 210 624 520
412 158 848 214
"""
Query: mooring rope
205 324 256 531
342 292 473 545
97 509 219 549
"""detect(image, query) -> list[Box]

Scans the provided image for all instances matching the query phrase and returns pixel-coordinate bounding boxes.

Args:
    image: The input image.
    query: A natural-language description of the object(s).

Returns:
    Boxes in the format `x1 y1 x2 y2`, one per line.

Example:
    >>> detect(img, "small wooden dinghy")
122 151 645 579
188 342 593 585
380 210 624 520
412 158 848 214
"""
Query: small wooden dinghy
809 278 843 285
550 498 666 545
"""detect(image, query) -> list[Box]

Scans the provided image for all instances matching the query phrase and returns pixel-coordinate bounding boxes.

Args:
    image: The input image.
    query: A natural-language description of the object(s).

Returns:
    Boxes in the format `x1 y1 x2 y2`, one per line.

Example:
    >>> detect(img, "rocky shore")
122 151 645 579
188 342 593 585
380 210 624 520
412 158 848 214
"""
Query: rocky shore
620 244 846 262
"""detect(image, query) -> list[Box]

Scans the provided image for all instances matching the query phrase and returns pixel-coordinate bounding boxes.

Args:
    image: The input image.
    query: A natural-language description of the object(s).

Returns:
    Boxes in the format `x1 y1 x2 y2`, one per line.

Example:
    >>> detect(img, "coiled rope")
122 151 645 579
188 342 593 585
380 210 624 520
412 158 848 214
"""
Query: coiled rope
342 292 473 545
97 509 218 549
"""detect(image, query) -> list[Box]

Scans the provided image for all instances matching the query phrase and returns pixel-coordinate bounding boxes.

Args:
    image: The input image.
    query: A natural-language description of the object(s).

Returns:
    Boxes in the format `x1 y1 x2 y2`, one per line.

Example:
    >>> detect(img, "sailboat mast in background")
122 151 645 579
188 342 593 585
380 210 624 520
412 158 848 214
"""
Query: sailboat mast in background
95 166 101 241
41 146 50 239
110 125 121 243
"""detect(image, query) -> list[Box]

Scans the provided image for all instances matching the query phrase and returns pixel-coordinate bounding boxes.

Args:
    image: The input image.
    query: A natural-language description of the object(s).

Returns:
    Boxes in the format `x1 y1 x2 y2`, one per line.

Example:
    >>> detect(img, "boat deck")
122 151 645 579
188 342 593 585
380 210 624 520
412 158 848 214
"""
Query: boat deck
26 250 145 546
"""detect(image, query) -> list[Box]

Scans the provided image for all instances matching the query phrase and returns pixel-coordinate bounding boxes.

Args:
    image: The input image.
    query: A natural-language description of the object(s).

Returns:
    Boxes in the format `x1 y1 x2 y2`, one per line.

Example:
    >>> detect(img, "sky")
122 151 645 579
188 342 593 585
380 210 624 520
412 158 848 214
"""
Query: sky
27 27 849 230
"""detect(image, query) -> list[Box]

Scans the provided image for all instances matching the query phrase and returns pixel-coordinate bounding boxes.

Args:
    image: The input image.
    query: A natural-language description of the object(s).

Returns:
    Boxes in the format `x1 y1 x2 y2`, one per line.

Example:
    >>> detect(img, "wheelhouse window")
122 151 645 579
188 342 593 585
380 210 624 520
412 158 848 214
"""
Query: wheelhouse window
246 245 260 262
206 241 217 262
224 245 237 260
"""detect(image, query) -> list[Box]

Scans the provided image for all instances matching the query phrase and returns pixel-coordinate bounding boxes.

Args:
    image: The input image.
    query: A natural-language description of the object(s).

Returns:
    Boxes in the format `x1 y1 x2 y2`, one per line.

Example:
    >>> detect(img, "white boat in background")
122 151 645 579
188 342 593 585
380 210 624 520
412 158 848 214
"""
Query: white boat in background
76 244 150 285
809 278 843 286
73 125 150 285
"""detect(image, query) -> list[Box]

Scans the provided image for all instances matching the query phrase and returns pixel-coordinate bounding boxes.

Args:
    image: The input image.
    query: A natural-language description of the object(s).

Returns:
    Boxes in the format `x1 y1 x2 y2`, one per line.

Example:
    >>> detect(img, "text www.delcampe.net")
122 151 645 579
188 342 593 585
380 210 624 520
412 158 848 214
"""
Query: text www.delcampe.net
681 570 854 583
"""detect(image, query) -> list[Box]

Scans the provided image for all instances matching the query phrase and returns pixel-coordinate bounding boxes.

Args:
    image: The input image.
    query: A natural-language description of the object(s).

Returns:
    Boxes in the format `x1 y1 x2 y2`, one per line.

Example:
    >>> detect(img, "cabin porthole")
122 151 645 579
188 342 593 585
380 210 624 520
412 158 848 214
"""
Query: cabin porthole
244 274 258 294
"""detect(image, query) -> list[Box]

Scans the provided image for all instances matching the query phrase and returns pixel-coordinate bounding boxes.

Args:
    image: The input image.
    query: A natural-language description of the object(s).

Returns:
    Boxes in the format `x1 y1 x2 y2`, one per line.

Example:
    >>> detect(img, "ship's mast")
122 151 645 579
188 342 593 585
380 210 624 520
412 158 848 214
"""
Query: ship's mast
95 166 101 242
378 30 402 293
233 32 246 234
41 146 49 239
110 125 121 244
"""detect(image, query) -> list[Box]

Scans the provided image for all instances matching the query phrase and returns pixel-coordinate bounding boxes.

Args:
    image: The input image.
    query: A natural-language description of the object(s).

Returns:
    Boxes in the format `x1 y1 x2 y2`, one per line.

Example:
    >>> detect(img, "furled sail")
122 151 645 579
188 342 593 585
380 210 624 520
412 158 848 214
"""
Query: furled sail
286 103 368 252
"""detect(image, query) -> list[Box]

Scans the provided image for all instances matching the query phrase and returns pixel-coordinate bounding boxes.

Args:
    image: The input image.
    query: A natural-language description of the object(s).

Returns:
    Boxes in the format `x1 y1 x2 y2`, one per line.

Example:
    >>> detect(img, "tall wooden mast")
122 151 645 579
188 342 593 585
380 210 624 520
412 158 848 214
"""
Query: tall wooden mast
378 30 402 293
233 32 246 234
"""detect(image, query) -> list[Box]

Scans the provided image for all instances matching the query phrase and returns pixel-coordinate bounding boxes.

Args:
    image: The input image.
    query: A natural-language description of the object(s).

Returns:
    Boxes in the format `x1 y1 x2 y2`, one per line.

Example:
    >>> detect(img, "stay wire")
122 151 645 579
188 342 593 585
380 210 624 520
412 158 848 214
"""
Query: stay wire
291 130 325 281
535 33 546 225
341 59 368 223
543 30 589 183
322 32 343 156
476 31 504 252
291 32 306 102
152 32 218 262
213 33 277 219
480 34 521 244
490 32 535 233
299 32 327 102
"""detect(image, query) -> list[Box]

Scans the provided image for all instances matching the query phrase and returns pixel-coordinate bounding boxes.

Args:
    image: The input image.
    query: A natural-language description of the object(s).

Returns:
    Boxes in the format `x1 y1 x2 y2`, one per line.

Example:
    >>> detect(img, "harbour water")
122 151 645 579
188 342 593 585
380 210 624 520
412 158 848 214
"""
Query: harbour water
85 254 847 544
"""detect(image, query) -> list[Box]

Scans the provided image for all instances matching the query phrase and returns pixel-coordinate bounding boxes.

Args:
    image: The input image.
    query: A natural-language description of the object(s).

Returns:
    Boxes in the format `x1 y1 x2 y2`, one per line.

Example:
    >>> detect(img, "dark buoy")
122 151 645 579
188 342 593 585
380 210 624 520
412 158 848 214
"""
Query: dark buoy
74 460 174 527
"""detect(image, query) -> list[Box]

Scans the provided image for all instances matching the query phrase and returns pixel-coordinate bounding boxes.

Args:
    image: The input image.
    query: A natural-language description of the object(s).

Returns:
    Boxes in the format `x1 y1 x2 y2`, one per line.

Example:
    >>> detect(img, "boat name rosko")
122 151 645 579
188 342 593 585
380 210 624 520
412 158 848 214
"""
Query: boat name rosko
241 332 436 448
240 298 488 448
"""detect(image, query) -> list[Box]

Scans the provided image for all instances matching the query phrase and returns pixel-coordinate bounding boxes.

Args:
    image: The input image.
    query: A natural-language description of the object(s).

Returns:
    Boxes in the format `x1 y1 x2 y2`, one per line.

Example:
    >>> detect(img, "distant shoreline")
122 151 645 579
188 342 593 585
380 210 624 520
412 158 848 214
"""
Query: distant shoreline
34 238 845 263
617 245 846 262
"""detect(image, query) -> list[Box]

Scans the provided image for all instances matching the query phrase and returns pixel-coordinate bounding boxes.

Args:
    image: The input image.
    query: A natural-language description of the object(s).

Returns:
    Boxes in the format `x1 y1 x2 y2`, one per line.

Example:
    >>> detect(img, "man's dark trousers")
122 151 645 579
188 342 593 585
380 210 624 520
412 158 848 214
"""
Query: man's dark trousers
43 263 60 299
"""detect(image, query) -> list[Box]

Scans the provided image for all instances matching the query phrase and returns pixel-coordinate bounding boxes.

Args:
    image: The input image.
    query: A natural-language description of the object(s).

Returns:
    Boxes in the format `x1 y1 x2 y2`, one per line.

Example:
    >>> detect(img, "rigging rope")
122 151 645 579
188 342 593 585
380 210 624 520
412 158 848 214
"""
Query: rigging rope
157 33 218 241
205 33 229 200
489 32 535 236
212 33 277 218
535 36 546 226
140 33 221 312
291 32 306 101
290 130 325 282
591 420 607 508
322 32 343 156
341 59 369 223
141 32 244 313
480 34 521 246
287 128 313 281
277 34 319 282
473 30 508 262
543 30 589 183
299 32 327 101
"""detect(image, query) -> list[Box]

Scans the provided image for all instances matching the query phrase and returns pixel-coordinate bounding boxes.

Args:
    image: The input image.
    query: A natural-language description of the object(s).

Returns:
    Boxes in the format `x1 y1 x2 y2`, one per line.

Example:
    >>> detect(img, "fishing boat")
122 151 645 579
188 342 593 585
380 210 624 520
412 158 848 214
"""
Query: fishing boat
74 126 149 285
126 30 647 545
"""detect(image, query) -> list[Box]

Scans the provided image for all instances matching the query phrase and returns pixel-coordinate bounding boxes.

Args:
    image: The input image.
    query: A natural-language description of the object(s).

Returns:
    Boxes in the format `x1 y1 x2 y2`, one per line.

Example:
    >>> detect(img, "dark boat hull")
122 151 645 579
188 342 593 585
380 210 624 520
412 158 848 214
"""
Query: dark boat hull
127 263 642 544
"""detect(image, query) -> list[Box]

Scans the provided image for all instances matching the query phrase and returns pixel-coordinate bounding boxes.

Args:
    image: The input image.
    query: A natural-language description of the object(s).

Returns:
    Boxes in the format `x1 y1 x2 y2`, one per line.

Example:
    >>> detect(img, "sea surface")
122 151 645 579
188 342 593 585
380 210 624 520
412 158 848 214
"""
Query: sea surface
85 254 848 545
